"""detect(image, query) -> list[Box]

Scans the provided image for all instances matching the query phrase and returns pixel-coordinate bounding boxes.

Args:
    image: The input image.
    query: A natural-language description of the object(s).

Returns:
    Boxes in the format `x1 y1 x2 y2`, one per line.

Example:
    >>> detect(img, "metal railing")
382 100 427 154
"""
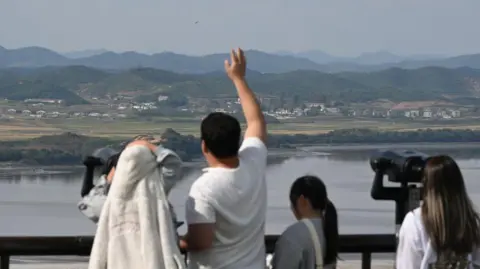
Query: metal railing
0 234 396 269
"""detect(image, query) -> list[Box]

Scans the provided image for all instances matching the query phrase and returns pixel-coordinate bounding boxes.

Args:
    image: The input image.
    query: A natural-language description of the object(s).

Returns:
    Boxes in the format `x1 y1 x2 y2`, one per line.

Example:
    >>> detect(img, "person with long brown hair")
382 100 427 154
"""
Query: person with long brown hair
397 155 480 268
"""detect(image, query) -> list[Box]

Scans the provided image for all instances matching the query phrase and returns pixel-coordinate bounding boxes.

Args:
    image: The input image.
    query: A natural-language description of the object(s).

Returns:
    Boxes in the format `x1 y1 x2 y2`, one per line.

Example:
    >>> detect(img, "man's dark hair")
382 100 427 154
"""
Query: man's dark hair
201 112 241 158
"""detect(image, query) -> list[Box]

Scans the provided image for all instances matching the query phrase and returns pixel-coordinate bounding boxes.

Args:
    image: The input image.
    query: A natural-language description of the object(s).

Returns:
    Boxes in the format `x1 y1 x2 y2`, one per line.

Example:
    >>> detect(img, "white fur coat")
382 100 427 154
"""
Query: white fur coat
88 144 186 269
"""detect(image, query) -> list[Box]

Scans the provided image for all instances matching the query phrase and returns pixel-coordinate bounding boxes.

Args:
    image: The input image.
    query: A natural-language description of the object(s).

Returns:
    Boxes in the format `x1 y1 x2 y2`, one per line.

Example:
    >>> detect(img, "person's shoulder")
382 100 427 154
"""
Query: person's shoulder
189 170 222 199
409 208 422 223
401 207 423 234
155 146 182 164
239 137 268 167
285 221 308 233
190 172 210 190
240 137 267 152
192 169 222 185
412 207 421 215
280 221 309 243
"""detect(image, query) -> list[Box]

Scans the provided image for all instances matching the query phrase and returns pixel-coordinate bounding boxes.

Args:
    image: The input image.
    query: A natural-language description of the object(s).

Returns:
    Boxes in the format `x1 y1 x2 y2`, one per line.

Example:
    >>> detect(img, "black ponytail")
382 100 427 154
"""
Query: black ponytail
323 199 339 264
290 175 339 265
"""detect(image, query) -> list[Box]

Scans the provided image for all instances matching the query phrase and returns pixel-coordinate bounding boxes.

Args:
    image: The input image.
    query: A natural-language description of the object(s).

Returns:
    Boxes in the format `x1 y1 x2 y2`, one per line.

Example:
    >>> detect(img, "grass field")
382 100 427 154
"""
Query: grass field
2 116 480 141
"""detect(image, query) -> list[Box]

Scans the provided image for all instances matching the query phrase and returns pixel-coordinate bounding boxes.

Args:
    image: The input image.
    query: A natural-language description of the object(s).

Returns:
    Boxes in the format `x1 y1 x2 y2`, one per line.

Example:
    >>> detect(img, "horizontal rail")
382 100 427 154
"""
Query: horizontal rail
0 234 396 269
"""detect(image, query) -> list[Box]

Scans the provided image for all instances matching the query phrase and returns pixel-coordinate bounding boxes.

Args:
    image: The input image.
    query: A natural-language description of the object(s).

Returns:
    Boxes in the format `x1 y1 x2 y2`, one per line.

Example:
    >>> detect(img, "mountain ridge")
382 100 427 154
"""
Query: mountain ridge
63 49 109 59
2 65 480 106
1 45 479 74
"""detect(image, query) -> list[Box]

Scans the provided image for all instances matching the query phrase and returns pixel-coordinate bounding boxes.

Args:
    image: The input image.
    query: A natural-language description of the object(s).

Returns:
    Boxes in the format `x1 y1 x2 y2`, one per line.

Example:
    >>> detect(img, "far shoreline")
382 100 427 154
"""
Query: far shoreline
3 141 480 169
297 141 480 152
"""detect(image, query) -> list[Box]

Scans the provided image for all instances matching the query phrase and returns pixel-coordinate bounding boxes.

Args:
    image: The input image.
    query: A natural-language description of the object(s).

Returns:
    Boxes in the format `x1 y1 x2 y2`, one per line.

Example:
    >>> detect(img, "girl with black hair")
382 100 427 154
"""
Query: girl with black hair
272 175 338 269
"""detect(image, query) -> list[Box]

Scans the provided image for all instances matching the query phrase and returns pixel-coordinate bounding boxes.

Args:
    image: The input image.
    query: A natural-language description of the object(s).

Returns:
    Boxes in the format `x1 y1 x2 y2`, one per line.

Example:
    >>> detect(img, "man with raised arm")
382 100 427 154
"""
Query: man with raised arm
181 48 268 269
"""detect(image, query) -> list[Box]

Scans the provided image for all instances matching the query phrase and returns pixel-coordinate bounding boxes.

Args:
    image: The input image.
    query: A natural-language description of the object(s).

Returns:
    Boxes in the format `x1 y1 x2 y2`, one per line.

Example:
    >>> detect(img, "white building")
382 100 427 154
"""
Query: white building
423 109 432 118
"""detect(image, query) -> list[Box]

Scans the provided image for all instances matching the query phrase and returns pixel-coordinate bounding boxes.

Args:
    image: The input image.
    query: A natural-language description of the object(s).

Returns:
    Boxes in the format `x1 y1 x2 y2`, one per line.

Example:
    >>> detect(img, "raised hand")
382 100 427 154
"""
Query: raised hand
224 47 267 143
224 48 246 81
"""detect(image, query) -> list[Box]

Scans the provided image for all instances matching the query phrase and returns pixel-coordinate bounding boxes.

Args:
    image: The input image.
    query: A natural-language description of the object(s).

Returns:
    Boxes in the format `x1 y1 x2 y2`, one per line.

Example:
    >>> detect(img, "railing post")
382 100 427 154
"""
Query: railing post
0 255 9 269
361 252 371 269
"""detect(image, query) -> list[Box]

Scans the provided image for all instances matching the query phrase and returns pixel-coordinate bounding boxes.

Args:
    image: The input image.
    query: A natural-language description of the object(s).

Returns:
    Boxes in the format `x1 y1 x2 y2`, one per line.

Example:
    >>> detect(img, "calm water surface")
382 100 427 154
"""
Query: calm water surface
1 143 480 236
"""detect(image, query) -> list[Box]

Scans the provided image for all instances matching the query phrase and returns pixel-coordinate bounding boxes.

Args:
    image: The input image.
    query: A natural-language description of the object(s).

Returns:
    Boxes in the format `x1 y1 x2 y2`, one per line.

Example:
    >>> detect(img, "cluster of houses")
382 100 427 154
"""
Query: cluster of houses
0 97 468 122
1 98 162 120
24 98 64 105
395 108 461 119
130 102 158 111
386 102 462 119
3 108 127 119
179 98 466 120
266 101 464 120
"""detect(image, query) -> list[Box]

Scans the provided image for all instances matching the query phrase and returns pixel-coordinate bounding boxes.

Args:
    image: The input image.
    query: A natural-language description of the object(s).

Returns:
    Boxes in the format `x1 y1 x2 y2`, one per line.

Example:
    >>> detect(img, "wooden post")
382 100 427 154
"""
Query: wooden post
361 252 371 269
0 255 9 269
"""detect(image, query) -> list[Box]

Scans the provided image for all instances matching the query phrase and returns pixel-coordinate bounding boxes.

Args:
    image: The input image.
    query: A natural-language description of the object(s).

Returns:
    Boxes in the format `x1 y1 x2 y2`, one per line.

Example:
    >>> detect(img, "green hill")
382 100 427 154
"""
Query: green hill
30 66 109 89
340 67 478 92
0 80 88 105
2 65 480 104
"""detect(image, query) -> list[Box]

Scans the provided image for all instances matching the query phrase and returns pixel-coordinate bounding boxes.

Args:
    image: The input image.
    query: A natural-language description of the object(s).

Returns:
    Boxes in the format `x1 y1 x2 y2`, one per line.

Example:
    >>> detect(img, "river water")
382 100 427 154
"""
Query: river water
2 143 480 237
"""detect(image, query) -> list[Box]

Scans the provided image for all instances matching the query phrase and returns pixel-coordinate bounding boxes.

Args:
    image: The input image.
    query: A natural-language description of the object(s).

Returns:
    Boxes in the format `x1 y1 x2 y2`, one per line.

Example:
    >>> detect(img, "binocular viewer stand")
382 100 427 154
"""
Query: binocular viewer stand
371 171 423 235
371 170 422 268
370 149 427 231
369 149 430 267
370 150 428 268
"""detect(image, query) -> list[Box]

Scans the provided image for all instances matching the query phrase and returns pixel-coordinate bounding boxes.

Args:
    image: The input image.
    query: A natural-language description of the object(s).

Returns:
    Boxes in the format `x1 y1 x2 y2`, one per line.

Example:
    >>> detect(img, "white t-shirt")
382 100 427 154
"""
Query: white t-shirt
397 207 480 269
185 137 268 269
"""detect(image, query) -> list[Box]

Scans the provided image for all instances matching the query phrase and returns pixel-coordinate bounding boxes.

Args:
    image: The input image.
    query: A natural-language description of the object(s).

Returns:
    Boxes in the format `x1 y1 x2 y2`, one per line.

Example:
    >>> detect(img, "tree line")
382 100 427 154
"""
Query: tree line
1 128 480 165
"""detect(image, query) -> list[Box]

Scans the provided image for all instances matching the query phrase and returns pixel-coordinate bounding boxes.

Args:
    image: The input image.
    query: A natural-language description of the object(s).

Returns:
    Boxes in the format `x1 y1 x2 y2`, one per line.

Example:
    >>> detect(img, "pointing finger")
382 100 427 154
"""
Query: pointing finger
237 48 245 65
231 49 238 64
236 48 242 65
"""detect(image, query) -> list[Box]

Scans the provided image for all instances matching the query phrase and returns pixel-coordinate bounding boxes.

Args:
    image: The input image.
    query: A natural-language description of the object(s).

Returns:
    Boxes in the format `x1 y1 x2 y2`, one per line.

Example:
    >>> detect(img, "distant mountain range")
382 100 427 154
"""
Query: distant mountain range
63 49 109 59
0 45 479 74
2 65 480 106
275 50 444 65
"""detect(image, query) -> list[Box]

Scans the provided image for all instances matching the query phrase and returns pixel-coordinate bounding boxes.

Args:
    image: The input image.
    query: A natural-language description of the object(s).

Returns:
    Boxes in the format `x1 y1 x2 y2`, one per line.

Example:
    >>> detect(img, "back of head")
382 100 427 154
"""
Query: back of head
289 175 338 265
200 112 241 159
422 155 480 255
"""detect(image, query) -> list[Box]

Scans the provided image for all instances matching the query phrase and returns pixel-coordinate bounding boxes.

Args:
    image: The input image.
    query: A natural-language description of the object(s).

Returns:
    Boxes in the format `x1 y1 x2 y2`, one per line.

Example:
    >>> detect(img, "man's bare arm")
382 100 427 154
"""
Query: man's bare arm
184 196 216 252
181 224 215 251
233 78 267 143
225 48 267 143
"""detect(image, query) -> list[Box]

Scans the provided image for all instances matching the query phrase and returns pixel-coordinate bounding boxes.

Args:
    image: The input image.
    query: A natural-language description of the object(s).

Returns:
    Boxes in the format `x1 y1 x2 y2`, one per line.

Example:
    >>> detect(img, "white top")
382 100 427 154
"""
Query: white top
396 207 480 269
88 145 185 269
186 137 268 269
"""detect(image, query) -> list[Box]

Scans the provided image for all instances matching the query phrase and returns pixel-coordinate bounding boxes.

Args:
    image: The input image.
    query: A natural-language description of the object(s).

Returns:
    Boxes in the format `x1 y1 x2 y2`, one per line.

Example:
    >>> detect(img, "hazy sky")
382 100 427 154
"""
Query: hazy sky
0 0 478 56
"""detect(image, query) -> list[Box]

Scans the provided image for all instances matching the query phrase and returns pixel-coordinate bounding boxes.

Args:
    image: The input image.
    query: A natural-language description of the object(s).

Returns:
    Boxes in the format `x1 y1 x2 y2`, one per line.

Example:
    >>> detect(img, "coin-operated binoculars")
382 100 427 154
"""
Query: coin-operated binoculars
81 147 119 197
370 150 429 242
